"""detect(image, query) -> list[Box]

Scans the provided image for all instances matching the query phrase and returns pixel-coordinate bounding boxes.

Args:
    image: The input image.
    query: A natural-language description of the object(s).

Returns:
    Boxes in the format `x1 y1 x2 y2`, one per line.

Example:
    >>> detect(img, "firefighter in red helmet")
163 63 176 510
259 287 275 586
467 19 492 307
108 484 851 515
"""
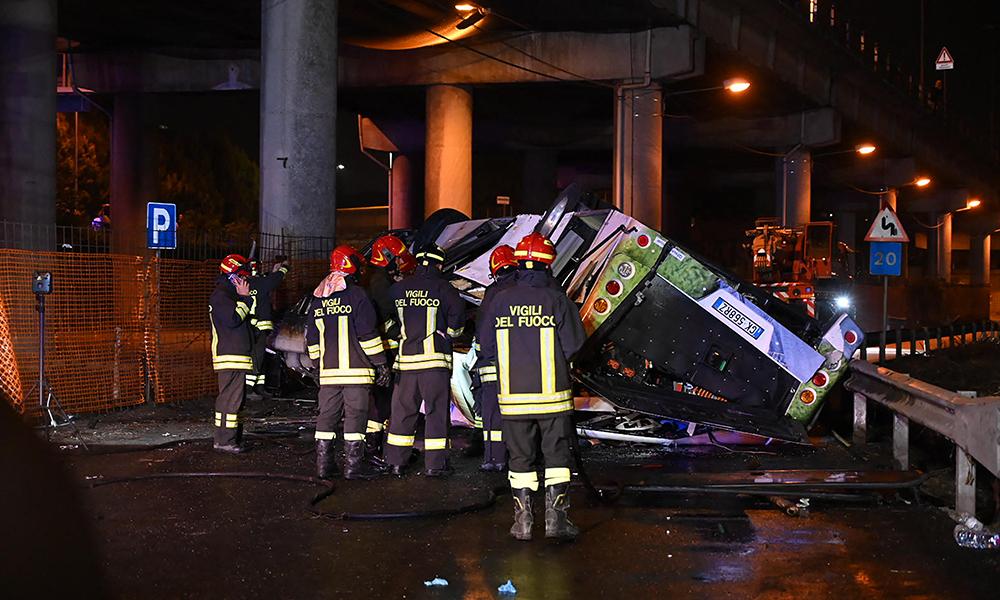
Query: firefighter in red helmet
383 243 465 477
304 245 391 479
363 234 416 457
479 233 586 540
209 254 254 453
472 244 518 471
245 257 289 398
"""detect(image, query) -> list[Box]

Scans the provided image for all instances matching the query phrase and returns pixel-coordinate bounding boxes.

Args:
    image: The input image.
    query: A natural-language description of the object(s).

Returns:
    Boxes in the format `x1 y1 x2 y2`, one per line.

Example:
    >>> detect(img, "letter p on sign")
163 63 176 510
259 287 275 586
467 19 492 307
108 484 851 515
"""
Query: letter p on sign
146 202 177 249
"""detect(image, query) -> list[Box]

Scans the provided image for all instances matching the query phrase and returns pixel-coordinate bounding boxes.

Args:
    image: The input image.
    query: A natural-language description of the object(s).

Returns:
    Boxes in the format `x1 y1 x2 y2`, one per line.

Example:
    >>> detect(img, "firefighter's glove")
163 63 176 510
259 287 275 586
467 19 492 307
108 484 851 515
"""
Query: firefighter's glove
375 364 392 387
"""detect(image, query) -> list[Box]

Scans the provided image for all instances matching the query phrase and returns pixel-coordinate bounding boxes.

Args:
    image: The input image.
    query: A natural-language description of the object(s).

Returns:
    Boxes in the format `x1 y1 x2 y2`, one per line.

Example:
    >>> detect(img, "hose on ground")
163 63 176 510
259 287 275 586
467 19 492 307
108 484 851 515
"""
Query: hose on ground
85 470 505 521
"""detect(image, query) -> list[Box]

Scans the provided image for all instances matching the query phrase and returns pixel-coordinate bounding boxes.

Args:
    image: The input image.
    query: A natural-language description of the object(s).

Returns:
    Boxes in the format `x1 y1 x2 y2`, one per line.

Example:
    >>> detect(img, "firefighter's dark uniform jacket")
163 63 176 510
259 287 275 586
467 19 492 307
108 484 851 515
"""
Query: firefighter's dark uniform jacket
479 269 586 418
387 265 465 372
473 269 518 386
209 276 254 371
368 267 400 349
305 282 387 386
248 266 288 331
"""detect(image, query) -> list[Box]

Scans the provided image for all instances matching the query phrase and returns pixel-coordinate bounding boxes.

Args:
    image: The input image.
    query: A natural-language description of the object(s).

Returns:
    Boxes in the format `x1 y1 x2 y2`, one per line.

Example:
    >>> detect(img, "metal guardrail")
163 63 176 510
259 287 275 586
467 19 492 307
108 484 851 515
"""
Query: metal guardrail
844 360 1000 515
860 320 999 362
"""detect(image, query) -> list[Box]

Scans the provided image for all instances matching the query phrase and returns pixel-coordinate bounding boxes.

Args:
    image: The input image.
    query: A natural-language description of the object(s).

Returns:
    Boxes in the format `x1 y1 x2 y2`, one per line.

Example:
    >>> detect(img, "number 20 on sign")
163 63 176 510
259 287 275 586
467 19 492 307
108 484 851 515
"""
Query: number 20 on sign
869 242 902 277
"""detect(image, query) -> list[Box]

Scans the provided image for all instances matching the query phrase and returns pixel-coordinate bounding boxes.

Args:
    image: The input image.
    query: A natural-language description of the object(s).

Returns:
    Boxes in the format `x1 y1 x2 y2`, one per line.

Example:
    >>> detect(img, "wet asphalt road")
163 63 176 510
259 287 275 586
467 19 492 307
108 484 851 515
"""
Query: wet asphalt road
59 428 1000 600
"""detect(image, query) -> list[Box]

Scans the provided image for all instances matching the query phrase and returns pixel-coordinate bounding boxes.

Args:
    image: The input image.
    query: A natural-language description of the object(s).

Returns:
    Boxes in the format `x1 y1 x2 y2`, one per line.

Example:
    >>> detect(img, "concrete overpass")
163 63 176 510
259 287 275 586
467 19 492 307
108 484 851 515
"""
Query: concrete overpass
2 0 998 293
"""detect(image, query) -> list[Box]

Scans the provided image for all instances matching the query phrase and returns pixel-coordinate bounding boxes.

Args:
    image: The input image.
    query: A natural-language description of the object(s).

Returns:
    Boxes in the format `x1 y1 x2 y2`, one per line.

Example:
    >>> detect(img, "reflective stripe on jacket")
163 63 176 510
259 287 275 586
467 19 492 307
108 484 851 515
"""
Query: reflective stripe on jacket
387 266 466 372
209 278 253 371
305 282 387 386
479 269 586 418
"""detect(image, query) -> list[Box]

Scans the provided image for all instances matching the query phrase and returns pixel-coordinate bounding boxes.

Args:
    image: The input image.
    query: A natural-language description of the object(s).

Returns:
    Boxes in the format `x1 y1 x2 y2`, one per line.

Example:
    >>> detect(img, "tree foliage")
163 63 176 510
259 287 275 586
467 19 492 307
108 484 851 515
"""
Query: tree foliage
56 112 110 226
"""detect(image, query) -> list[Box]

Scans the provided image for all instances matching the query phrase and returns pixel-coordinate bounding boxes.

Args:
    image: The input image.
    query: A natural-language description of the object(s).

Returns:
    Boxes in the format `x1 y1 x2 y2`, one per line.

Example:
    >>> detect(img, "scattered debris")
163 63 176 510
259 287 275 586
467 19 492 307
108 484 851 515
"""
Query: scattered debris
768 495 810 517
423 577 449 587
950 513 1000 550
497 580 517 595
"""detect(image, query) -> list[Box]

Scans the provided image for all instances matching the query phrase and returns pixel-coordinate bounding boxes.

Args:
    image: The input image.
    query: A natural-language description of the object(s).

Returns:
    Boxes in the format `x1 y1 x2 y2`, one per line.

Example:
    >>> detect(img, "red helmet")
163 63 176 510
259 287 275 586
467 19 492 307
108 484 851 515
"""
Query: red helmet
220 254 250 276
489 244 517 276
329 245 359 275
370 235 408 268
514 233 556 265
395 250 416 274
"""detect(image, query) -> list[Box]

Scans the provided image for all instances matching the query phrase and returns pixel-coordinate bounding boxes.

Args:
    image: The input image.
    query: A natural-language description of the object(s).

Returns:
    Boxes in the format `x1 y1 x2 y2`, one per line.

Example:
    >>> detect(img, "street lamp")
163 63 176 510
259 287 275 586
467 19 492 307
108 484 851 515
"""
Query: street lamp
855 143 877 155
664 78 753 97
914 176 932 187
724 78 751 93
959 198 982 211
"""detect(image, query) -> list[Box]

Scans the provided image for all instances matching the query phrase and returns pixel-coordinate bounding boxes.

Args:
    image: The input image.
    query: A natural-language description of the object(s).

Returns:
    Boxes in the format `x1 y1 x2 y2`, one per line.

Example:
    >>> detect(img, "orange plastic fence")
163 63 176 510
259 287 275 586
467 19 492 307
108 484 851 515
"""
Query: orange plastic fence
0 250 320 418
0 250 147 417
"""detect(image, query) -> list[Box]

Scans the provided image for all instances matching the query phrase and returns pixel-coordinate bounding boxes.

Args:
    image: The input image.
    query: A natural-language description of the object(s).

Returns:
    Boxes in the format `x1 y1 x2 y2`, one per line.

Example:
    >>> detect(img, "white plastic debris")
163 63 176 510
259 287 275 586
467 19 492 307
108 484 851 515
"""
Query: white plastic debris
498 580 517 595
424 578 449 587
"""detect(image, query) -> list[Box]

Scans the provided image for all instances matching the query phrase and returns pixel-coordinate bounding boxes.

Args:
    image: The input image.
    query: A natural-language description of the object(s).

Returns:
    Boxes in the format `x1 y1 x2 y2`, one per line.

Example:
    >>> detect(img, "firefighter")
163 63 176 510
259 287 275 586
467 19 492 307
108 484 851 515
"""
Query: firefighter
305 246 391 480
246 257 289 398
209 254 255 453
364 234 416 456
473 244 518 471
479 232 586 541
384 243 465 477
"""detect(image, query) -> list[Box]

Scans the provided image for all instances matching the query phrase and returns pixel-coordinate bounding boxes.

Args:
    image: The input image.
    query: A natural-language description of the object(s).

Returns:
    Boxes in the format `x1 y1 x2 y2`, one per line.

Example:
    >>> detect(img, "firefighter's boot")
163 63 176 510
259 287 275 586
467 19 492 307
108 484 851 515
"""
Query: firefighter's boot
316 439 340 480
344 440 379 480
544 483 579 541
510 488 534 541
365 431 388 469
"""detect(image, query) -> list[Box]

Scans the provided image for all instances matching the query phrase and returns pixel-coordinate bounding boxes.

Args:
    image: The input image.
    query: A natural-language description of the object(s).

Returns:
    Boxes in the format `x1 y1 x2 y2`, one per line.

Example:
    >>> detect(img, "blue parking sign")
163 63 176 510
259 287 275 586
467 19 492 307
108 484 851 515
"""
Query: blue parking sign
147 202 177 249
869 241 902 276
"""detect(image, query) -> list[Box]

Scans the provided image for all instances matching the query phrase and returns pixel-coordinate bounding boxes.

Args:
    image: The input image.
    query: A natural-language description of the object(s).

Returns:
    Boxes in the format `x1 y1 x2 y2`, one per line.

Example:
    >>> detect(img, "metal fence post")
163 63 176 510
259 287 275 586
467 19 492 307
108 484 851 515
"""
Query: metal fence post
852 392 868 447
893 413 909 470
956 448 977 515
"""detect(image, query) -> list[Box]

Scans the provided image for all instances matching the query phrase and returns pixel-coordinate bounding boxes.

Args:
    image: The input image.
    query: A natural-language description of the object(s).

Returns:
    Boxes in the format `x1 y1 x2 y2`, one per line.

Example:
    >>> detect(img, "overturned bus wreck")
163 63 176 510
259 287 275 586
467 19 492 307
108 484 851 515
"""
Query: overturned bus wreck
274 186 864 446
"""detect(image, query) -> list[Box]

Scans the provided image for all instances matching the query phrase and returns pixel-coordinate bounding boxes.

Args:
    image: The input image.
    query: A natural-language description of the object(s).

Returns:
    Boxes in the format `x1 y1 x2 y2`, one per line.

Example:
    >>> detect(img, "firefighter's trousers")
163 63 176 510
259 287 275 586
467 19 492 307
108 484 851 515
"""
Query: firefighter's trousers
214 370 246 446
385 369 451 470
478 381 507 464
246 328 269 388
316 385 370 442
504 414 574 492
366 350 395 436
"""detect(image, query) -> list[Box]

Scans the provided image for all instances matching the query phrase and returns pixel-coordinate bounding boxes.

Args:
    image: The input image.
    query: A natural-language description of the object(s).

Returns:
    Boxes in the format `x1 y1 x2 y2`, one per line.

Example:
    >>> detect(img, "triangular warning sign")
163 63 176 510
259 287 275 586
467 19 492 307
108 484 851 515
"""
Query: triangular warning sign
865 206 910 242
936 47 954 70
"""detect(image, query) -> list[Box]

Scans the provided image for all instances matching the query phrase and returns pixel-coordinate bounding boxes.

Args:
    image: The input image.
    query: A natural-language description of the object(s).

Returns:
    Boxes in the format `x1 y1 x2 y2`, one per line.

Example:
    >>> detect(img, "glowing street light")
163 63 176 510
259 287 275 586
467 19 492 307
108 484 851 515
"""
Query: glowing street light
914 176 931 187
724 78 751 93
455 3 476 11
855 143 877 155
966 198 982 209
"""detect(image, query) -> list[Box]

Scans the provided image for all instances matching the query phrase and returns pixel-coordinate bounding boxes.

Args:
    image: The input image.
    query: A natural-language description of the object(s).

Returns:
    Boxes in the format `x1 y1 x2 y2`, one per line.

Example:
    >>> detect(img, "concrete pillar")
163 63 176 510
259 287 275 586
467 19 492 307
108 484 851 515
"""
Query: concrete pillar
933 212 953 283
522 149 557 212
613 83 663 229
260 0 338 241
110 94 159 253
835 210 857 277
971 233 991 286
424 85 472 218
389 154 416 229
0 0 57 247
883 188 897 210
777 146 811 226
